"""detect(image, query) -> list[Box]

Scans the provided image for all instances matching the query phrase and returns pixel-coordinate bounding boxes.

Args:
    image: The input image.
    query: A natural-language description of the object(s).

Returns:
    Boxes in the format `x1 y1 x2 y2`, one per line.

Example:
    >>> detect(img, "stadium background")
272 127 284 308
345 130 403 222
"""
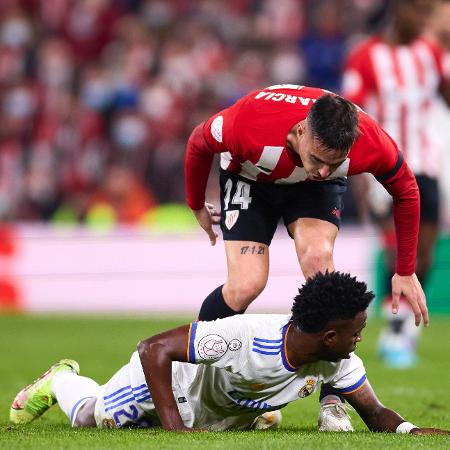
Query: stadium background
1 1 450 447
0 0 449 314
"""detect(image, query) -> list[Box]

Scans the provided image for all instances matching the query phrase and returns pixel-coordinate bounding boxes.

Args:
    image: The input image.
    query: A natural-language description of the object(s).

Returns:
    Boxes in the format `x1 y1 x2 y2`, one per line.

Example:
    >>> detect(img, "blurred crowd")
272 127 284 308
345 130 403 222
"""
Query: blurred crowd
0 0 445 225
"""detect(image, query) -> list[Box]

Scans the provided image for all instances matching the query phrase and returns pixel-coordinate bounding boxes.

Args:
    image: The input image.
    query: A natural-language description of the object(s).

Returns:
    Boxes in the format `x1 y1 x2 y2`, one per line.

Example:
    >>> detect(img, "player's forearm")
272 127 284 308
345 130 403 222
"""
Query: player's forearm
137 340 185 430
185 123 215 210
362 405 406 432
384 165 420 276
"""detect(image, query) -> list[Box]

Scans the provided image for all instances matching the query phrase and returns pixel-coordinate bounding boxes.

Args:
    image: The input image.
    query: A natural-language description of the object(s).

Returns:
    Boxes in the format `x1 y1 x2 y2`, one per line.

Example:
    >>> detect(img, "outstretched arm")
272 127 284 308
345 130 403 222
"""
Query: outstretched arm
378 155 428 327
137 325 194 431
345 379 450 434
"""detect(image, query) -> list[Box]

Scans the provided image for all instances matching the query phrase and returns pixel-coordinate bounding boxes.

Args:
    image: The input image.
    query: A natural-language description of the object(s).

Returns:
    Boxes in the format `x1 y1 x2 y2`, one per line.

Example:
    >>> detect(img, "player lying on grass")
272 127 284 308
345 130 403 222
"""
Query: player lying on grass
10 272 449 434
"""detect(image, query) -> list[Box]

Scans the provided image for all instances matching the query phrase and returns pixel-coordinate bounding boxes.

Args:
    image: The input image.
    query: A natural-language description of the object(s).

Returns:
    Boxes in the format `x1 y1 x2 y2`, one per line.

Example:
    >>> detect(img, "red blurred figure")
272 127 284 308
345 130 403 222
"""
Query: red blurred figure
342 0 450 368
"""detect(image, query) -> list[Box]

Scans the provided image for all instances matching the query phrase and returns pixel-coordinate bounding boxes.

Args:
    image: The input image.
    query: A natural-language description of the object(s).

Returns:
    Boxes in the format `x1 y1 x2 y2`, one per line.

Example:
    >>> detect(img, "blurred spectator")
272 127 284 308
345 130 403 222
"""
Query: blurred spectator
0 0 392 224
87 164 157 224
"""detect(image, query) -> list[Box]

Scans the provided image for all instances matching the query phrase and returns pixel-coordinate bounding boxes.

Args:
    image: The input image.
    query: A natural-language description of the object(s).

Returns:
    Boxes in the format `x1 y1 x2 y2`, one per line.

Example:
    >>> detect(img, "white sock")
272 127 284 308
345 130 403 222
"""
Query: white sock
51 372 100 426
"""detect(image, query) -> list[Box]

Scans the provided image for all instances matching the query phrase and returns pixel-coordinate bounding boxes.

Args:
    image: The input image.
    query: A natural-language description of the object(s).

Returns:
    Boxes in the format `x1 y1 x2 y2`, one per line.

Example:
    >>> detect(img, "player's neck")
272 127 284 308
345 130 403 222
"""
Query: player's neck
383 26 416 46
286 326 322 367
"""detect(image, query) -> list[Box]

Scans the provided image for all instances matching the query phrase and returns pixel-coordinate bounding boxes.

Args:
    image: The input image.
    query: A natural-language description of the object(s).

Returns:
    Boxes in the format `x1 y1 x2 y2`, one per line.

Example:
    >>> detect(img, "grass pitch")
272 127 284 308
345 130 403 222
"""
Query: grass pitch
1 314 449 449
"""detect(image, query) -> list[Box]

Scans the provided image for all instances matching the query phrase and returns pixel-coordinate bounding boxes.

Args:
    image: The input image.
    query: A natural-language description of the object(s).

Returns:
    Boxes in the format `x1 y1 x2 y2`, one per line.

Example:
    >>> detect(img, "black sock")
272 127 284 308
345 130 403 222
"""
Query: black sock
319 383 345 403
198 285 246 321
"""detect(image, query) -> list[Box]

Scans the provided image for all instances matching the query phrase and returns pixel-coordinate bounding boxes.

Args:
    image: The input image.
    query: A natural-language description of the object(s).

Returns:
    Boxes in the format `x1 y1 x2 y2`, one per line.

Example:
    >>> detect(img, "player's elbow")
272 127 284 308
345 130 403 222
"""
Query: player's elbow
137 338 158 363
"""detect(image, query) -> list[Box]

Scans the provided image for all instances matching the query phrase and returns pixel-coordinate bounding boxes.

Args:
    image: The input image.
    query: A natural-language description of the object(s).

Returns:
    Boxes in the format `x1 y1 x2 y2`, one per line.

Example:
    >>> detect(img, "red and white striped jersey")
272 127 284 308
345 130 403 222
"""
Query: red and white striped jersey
200 85 402 183
342 36 448 177
185 85 419 275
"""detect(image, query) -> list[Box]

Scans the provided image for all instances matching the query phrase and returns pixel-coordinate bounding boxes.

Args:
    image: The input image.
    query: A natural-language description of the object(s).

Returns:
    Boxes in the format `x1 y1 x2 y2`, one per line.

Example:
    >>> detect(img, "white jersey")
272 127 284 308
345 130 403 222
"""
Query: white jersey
95 314 367 430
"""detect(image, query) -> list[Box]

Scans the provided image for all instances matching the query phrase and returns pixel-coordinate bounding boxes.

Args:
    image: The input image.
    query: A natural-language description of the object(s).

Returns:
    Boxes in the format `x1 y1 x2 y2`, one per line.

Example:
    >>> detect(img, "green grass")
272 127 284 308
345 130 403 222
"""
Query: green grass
1 315 449 449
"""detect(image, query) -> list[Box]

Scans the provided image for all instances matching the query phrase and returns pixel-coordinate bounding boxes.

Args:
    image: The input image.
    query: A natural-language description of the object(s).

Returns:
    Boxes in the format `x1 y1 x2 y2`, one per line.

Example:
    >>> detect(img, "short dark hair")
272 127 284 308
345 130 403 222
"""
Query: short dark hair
291 271 374 333
308 94 359 152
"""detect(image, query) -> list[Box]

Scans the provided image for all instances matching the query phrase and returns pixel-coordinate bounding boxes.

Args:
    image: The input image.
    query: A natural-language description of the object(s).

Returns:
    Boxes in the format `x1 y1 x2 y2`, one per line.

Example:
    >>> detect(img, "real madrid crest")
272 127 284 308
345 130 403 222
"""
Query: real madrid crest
298 378 316 398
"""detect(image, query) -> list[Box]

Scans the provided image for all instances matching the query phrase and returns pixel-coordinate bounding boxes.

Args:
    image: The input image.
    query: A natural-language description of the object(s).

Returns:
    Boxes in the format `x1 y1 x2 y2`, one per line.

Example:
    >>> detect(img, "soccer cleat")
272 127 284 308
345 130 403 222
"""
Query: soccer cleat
10 359 80 425
378 330 417 369
318 396 354 432
252 410 282 430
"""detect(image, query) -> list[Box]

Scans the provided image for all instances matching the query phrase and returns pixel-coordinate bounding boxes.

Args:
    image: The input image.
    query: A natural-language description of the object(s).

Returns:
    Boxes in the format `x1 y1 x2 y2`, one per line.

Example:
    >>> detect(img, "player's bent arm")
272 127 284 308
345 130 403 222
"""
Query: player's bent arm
137 325 194 432
185 123 217 211
344 380 406 432
345 380 450 434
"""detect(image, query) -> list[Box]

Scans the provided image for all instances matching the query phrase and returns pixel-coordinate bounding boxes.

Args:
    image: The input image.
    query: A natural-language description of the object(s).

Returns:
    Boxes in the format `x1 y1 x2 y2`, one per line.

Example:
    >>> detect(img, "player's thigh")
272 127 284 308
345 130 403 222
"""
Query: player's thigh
224 240 270 289
417 175 440 226
417 175 440 255
282 180 344 276
288 218 338 276
282 178 347 231
219 169 280 246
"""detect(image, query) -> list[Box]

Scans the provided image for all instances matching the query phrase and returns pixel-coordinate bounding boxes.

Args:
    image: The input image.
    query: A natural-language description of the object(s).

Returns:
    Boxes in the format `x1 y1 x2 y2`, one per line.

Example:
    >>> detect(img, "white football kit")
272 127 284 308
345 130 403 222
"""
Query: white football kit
93 315 367 430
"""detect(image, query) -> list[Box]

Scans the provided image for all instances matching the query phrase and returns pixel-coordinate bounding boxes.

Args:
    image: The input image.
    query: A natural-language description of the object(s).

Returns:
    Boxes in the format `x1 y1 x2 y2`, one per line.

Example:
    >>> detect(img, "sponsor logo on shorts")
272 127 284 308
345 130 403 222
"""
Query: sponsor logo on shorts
331 207 341 219
228 339 242 351
198 334 228 360
225 210 239 230
298 378 316 398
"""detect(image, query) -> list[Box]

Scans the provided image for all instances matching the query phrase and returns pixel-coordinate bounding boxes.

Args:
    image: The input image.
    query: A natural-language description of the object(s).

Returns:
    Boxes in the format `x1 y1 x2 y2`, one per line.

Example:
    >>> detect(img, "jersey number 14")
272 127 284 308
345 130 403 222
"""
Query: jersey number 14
223 179 252 210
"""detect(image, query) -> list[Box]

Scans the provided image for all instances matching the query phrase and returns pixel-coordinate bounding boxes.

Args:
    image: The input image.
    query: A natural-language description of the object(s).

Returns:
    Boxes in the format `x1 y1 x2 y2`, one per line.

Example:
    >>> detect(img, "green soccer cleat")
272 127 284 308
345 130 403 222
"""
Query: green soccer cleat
10 359 80 425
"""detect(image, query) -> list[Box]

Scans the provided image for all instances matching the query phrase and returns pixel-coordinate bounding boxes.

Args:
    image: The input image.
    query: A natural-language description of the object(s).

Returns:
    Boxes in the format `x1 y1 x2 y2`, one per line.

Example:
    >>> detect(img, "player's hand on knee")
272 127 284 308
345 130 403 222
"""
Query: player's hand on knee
391 273 428 327
193 203 220 246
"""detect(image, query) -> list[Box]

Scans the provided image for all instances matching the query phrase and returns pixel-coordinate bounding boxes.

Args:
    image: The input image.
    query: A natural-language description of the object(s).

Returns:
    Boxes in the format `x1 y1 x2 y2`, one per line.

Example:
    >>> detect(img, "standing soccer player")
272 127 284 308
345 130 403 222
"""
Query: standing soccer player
342 0 450 368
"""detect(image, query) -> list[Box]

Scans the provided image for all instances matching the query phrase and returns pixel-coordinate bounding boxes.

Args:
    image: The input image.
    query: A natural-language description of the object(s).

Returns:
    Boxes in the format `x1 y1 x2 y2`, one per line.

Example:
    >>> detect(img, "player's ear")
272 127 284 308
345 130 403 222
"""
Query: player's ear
323 329 337 347
297 121 306 136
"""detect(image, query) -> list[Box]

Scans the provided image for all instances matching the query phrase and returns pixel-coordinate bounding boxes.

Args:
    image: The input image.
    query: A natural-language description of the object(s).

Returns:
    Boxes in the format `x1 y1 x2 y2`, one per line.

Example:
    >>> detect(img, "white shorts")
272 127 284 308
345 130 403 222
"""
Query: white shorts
93 352 194 429
94 352 158 428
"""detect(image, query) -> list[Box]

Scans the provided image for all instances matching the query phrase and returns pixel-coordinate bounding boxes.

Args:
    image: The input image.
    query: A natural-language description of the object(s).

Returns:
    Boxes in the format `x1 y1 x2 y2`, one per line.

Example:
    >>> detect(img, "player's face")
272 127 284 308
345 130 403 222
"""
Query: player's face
296 123 348 181
323 311 367 361
396 0 434 41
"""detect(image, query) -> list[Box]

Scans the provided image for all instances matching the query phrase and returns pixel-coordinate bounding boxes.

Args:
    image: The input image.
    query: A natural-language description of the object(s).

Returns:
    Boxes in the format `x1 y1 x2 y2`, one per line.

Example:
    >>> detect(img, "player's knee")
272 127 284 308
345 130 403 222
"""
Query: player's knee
73 398 97 428
225 279 266 308
298 243 333 277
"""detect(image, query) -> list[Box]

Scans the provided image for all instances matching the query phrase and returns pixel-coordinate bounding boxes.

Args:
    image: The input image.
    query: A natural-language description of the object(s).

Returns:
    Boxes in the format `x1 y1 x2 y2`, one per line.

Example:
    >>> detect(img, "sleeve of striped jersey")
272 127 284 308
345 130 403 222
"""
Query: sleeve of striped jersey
342 45 375 106
328 354 367 395
185 121 218 211
361 124 419 276
186 317 247 368
381 161 419 276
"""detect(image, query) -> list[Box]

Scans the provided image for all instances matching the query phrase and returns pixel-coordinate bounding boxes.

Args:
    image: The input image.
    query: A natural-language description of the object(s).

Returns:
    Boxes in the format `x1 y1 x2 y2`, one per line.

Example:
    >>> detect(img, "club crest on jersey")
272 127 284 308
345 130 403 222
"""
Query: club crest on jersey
228 339 242 351
198 334 228 360
225 210 239 230
298 378 316 398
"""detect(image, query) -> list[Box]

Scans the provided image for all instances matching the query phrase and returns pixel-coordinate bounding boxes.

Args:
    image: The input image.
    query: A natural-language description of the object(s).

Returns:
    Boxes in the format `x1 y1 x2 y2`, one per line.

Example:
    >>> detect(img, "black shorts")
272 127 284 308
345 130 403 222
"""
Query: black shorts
416 175 439 223
219 169 347 246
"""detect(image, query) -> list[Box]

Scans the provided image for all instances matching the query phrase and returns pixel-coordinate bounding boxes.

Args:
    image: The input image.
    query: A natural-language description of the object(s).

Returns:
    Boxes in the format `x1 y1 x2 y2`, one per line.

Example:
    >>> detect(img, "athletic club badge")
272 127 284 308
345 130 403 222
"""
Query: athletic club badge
225 210 239 230
298 378 316 398
198 334 228 360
